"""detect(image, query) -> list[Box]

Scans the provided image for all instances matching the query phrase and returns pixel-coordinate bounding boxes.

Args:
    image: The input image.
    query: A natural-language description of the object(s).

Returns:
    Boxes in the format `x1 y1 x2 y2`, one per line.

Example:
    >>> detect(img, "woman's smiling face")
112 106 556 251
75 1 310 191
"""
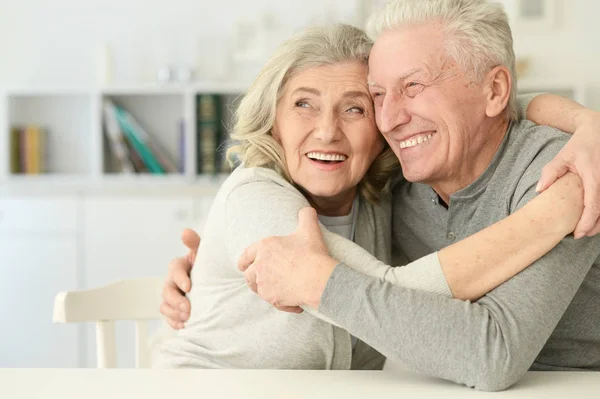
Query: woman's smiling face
272 61 384 211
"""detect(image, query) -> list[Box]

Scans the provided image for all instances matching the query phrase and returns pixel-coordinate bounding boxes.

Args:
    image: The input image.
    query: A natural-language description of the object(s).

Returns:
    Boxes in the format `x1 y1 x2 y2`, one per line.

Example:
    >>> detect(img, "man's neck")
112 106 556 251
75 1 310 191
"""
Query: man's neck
432 117 510 205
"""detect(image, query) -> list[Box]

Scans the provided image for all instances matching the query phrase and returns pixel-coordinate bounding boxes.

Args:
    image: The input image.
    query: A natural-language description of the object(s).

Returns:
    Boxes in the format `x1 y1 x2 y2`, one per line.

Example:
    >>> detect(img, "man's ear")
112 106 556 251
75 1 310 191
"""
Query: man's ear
484 66 511 117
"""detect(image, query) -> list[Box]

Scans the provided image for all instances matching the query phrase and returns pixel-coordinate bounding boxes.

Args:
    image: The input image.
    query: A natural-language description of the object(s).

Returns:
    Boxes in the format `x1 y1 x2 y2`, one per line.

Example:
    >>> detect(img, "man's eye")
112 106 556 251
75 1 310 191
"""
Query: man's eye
405 82 424 96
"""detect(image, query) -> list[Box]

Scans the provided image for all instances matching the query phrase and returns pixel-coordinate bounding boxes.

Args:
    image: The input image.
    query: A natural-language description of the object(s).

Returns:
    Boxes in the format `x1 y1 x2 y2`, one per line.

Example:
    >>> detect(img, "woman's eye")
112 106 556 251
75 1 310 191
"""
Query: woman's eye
347 106 365 114
295 101 310 108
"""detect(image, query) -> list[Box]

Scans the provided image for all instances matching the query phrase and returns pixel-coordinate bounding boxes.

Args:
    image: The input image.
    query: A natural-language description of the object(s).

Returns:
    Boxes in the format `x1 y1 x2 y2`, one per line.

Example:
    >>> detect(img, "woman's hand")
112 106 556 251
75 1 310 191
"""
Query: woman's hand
160 228 200 329
537 109 600 238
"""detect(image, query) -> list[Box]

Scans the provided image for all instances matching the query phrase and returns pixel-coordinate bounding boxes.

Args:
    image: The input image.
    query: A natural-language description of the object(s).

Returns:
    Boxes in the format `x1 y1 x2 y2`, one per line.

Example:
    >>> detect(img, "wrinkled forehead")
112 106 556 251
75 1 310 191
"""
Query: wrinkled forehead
367 25 452 84
281 62 370 97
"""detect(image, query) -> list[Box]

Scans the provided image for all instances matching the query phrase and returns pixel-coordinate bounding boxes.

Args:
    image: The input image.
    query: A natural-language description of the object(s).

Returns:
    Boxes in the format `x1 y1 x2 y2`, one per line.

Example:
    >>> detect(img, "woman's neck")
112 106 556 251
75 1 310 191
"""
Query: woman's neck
305 188 357 217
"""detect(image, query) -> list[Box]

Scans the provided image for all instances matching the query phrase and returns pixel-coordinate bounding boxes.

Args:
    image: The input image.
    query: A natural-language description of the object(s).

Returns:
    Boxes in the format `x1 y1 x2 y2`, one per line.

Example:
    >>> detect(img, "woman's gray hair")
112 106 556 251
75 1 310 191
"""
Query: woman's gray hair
367 0 518 120
226 23 400 203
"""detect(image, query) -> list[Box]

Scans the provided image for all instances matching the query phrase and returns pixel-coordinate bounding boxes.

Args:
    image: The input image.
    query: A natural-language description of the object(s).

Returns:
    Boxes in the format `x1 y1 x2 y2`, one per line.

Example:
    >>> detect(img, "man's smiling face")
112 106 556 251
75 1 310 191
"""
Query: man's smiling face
367 22 489 187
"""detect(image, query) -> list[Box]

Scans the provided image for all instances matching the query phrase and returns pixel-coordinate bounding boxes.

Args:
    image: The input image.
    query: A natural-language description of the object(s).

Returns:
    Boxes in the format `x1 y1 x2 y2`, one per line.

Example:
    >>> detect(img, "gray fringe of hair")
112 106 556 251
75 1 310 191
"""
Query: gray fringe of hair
367 0 518 120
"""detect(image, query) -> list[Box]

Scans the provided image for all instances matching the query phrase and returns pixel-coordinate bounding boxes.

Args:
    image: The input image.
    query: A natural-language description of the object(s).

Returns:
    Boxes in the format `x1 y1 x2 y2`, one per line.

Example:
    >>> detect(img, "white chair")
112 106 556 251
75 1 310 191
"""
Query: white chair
53 276 167 368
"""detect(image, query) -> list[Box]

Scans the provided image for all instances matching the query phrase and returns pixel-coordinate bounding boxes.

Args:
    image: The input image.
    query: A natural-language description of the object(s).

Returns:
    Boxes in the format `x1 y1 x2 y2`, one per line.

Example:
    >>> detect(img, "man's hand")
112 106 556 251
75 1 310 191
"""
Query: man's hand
160 228 200 329
238 207 338 311
537 110 600 239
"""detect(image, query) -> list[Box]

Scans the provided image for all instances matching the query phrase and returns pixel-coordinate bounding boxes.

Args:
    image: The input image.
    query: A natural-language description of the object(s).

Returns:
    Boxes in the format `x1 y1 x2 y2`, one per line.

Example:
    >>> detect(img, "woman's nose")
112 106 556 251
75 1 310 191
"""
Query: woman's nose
314 113 341 143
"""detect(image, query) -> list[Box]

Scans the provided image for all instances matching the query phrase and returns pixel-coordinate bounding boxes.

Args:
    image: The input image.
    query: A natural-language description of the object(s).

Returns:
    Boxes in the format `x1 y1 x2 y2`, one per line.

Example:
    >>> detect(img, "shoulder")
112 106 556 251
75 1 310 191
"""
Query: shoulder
499 119 570 185
507 119 569 167
222 166 308 212
220 167 312 259
502 119 570 210
219 166 300 200
224 165 295 190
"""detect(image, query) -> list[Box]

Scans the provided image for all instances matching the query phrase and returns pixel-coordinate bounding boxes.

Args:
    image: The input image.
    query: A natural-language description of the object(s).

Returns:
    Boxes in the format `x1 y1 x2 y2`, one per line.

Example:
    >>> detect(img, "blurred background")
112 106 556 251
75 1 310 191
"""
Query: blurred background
0 0 597 368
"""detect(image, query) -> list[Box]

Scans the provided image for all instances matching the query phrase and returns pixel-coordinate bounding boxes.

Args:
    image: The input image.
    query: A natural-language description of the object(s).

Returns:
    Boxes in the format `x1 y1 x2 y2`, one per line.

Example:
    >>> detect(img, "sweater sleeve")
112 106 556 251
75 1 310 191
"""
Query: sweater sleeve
223 170 452 326
515 92 541 119
317 136 600 391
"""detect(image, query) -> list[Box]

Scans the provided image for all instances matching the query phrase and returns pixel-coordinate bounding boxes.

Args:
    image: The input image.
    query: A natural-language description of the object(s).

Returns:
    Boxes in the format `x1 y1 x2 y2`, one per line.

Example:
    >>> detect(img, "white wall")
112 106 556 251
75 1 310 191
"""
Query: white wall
506 0 600 108
0 0 598 104
0 0 362 87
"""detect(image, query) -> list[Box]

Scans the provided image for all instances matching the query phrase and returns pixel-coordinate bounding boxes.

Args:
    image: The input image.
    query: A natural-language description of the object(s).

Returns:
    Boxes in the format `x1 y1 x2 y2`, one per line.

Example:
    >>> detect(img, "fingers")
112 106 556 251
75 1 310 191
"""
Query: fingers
574 179 600 239
537 159 569 193
181 228 201 264
168 257 193 293
574 209 599 239
296 207 321 238
244 266 258 294
160 303 188 330
238 243 258 272
162 280 191 313
160 279 190 330
586 222 600 237
274 305 304 314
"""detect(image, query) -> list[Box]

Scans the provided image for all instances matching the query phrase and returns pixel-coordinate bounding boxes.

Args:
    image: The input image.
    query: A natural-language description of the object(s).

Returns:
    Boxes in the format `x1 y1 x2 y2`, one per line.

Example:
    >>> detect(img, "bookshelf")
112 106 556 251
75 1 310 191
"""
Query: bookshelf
0 84 245 368
0 83 247 193
0 78 589 194
6 93 95 177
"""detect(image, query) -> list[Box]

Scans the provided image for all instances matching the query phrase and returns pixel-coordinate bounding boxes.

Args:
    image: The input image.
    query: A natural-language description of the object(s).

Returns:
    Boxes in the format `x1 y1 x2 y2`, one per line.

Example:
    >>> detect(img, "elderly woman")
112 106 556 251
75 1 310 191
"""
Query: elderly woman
153 24 585 370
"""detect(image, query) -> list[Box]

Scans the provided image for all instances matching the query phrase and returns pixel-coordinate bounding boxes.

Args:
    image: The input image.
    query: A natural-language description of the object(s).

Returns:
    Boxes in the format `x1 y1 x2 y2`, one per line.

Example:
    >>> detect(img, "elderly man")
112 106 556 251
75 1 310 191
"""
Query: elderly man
239 0 599 389
162 0 600 391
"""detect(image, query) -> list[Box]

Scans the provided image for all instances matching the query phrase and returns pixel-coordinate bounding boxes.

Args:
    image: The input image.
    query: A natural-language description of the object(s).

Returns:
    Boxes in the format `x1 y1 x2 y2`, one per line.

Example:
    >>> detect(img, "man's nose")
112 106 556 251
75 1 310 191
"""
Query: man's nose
377 92 411 134
314 111 341 144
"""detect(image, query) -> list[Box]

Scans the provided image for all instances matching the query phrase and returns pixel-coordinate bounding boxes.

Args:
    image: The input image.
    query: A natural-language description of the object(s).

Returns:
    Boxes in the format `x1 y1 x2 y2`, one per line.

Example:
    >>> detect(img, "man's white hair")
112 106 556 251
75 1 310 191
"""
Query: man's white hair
367 0 517 120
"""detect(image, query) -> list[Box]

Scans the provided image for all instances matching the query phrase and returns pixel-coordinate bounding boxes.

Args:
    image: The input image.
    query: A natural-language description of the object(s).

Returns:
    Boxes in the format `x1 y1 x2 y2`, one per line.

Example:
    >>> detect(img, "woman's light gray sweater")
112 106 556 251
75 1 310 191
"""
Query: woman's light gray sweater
153 166 451 370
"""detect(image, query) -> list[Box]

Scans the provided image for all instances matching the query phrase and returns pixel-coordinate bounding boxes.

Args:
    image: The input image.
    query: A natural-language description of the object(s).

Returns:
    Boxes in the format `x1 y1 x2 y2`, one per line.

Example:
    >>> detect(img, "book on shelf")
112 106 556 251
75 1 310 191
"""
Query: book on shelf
10 125 46 175
196 94 219 174
102 100 135 174
121 133 149 173
216 117 232 174
102 99 179 175
196 94 232 174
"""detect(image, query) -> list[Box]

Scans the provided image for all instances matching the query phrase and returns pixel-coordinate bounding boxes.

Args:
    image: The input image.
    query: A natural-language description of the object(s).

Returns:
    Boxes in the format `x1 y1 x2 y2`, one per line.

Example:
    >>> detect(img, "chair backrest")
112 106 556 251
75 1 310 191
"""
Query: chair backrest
53 277 165 368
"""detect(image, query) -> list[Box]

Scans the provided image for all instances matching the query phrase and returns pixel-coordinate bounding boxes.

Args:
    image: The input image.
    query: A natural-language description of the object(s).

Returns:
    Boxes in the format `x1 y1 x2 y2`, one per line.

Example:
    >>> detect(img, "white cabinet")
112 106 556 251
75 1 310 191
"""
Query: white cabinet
0 191 218 368
0 197 78 233
82 196 196 367
83 196 195 284
0 197 80 367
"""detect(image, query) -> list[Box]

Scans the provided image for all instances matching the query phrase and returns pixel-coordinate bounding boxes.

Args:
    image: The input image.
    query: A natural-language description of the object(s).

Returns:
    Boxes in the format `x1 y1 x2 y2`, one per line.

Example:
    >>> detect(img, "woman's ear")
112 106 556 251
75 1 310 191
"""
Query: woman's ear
484 65 511 118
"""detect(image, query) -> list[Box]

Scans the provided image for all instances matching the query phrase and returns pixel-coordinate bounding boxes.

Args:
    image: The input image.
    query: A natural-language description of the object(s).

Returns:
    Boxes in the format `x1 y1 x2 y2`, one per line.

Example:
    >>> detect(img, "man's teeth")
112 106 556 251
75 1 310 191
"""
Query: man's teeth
307 152 347 161
399 133 435 149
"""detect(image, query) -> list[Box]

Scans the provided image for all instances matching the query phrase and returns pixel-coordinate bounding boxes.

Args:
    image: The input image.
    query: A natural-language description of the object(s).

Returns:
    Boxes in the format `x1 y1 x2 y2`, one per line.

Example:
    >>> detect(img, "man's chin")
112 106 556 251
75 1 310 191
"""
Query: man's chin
400 167 433 183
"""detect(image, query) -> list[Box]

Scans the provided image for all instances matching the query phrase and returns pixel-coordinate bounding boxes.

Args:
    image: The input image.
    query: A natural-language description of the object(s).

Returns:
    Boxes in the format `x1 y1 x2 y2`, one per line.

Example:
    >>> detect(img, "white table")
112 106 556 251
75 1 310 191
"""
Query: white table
1 368 599 398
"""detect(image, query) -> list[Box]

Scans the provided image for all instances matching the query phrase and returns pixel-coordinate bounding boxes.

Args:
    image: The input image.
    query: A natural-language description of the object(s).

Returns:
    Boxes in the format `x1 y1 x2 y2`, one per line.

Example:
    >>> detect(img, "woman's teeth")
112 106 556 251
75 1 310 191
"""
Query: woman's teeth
399 133 435 149
307 152 347 162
